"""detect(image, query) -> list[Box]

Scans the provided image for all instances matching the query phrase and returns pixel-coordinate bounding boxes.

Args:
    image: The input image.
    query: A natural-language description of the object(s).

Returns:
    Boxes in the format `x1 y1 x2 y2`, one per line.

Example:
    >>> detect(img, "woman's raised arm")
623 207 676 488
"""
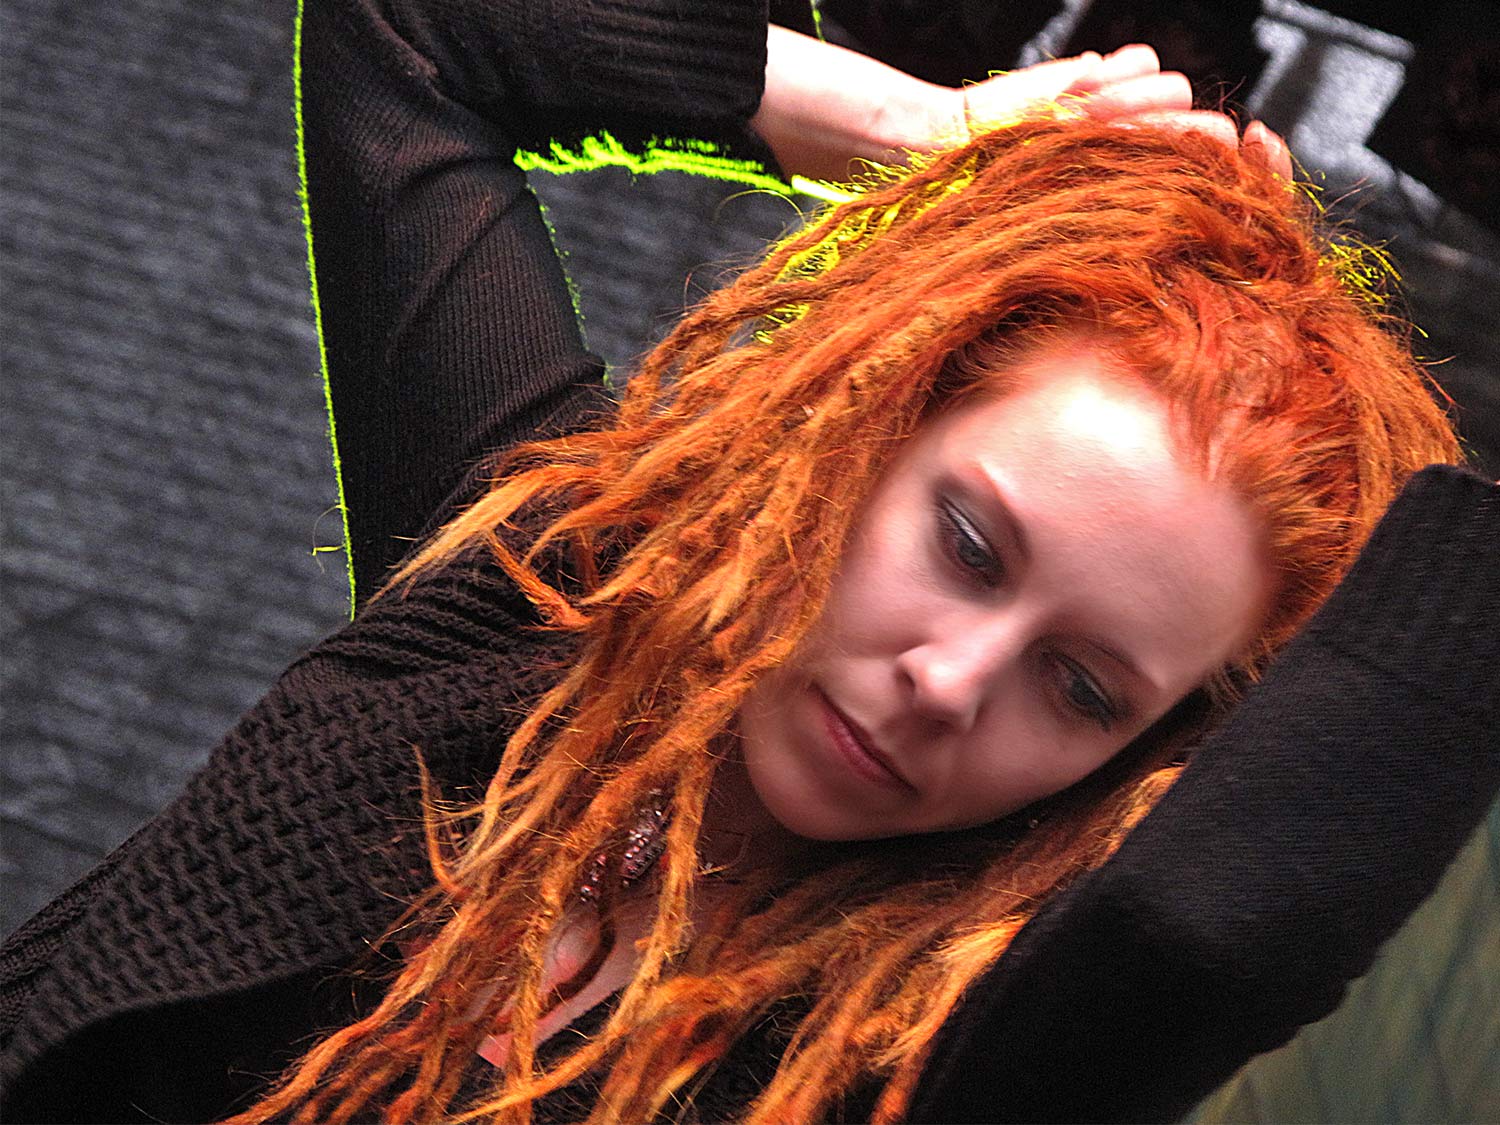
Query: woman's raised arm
299 0 774 611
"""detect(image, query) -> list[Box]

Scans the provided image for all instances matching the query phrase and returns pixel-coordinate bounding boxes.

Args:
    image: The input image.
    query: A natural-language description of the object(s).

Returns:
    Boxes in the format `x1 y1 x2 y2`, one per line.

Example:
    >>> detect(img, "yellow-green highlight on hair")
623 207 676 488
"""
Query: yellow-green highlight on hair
746 149 981 341
1323 235 1403 304
1278 170 1405 309
293 0 355 619
511 132 863 388
512 129 874 205
808 0 828 42
514 131 798 190
789 150 980 276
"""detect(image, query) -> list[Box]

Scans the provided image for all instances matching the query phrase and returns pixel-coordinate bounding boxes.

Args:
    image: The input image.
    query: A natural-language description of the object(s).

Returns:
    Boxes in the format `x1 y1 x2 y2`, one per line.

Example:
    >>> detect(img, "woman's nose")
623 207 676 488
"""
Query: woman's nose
895 621 1026 732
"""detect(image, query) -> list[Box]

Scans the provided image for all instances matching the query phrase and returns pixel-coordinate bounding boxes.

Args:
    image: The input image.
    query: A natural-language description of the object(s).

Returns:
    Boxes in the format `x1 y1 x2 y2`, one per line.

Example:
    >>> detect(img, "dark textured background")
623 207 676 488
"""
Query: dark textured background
2 0 1496 1119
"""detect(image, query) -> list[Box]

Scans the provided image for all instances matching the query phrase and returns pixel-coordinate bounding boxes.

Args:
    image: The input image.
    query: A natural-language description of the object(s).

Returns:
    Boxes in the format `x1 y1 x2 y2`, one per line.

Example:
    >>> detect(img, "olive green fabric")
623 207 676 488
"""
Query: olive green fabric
1192 798 1500 1123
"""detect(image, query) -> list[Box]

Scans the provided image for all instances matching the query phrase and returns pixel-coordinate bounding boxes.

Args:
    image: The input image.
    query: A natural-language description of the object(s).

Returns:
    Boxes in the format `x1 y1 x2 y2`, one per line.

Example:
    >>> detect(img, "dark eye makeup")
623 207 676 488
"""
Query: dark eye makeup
936 499 1004 585
1051 655 1119 731
934 497 1121 732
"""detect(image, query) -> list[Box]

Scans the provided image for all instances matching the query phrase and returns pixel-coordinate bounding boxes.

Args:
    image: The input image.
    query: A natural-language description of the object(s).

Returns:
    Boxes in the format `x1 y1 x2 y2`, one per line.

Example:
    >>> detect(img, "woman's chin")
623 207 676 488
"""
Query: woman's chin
742 755 899 844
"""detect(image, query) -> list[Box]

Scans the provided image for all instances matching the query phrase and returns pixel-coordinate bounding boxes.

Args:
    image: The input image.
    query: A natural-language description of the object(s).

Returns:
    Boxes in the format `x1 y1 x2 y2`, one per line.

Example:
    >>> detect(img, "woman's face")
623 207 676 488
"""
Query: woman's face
735 341 1274 841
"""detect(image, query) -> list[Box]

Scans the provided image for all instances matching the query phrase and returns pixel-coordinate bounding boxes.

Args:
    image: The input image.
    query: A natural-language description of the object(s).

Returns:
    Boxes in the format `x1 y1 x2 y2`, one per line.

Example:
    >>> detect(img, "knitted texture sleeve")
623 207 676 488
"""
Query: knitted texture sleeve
0 554 577 1122
299 0 775 610
0 0 776 1118
907 463 1500 1124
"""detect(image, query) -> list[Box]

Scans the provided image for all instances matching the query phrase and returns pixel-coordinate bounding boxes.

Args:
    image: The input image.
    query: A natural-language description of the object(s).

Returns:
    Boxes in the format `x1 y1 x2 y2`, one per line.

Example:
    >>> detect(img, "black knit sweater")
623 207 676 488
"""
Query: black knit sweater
2 0 1498 1121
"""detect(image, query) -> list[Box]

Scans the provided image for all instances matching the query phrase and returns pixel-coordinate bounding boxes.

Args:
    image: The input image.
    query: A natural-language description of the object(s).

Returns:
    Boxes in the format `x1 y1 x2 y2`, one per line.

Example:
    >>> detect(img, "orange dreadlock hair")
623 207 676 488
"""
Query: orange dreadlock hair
225 116 1465 1124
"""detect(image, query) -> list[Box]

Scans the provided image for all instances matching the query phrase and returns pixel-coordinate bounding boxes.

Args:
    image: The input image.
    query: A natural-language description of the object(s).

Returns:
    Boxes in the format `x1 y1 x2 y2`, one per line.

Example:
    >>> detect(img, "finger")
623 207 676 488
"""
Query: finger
1079 72 1193 120
1017 50 1103 82
1084 44 1163 88
995 52 1105 101
1244 119 1294 181
1121 109 1241 153
963 54 1105 130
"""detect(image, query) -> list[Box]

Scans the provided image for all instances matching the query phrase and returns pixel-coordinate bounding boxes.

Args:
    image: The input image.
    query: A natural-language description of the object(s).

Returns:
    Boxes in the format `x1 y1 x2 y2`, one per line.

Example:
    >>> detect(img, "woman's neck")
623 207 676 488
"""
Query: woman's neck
698 741 808 878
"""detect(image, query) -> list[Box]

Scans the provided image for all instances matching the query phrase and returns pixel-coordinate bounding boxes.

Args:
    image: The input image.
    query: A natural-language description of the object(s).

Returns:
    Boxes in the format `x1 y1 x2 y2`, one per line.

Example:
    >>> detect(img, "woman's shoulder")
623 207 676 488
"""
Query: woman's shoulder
286 517 580 696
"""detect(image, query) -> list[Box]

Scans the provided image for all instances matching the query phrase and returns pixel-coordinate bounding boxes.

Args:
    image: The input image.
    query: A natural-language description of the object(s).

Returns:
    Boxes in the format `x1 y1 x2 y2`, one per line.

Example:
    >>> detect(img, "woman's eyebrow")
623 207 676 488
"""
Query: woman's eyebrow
957 464 1031 567
1078 637 1161 708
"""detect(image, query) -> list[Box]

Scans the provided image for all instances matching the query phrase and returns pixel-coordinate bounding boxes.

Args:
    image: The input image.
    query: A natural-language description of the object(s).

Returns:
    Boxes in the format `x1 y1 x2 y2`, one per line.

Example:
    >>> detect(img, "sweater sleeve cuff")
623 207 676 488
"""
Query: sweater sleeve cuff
383 0 776 172
393 0 771 132
529 0 770 126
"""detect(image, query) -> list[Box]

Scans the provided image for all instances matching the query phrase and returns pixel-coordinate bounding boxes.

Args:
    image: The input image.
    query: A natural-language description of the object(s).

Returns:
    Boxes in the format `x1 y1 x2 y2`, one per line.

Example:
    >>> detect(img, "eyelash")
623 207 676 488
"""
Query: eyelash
937 500 1004 585
1051 655 1118 731
935 500 1119 731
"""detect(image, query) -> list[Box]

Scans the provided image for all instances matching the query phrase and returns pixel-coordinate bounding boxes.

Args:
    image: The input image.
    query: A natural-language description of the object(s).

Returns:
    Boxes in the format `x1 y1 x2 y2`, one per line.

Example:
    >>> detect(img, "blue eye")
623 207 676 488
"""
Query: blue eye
1054 656 1117 730
937 501 1003 585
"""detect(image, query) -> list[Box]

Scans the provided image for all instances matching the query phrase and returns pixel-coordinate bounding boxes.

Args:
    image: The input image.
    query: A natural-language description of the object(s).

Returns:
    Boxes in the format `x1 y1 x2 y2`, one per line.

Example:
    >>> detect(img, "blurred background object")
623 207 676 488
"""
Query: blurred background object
1365 0 1500 237
2 0 1496 1119
1056 0 1271 104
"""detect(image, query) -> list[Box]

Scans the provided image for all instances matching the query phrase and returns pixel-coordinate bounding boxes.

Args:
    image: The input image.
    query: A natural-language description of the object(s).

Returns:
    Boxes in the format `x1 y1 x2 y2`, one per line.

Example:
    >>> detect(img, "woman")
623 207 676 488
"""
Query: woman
1 0 1496 1122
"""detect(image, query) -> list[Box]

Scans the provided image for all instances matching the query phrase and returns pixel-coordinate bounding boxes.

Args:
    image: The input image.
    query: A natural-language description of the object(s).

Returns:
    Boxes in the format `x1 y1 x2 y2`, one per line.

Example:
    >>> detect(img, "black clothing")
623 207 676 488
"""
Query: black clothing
3 0 1498 1121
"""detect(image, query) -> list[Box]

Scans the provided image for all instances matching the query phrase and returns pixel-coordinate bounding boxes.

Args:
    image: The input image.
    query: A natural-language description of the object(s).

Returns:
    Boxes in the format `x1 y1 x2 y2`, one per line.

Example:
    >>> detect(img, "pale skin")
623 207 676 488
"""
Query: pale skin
732 343 1274 845
751 28 1293 183
478 36 1289 1071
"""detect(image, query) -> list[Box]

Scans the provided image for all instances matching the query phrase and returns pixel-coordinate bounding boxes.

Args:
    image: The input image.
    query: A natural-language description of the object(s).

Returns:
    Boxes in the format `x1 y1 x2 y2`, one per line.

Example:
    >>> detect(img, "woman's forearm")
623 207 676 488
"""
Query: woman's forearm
749 24 962 183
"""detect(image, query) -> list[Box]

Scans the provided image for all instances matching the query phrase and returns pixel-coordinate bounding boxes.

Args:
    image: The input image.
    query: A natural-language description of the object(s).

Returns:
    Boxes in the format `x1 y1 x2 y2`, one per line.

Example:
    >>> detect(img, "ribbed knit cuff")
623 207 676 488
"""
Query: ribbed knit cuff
514 0 770 126
385 0 769 131
1299 463 1500 718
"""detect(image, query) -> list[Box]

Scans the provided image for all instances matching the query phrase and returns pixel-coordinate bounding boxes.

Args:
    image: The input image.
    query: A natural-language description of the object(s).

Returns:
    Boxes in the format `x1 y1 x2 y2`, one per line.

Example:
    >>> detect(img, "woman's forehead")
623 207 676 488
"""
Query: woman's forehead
931 349 1183 479
915 353 1274 674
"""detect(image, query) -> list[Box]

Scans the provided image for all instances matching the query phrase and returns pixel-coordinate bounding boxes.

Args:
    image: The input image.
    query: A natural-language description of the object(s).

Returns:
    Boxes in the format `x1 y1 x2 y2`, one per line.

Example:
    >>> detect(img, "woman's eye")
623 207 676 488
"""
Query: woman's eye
1054 656 1117 731
935 499 1118 730
937 501 1003 585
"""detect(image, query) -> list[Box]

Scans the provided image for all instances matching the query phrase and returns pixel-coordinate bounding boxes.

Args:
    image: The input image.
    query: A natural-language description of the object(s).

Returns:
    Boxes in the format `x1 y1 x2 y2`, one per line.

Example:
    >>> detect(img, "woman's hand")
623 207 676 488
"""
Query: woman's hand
951 44 1293 181
750 28 1291 184
959 43 1190 133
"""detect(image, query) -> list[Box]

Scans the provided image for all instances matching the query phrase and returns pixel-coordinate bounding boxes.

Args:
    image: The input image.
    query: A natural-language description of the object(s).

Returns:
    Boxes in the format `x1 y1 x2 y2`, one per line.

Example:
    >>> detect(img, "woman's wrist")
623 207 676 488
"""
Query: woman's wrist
748 24 963 183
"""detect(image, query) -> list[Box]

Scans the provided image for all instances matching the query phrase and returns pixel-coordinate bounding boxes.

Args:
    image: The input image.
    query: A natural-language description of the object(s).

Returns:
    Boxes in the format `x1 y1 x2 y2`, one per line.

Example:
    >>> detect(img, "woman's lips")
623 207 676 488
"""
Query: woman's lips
817 688 915 792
